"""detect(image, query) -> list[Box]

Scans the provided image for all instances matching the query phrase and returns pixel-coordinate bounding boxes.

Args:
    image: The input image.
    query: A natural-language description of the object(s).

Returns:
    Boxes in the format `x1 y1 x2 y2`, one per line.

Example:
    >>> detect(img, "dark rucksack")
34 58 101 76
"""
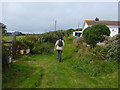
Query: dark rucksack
58 39 63 47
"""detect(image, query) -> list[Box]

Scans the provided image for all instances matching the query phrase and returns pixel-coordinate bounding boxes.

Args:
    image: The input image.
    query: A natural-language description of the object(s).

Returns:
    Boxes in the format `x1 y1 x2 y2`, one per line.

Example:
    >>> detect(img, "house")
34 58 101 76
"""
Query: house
7 31 21 35
73 31 82 37
82 18 120 37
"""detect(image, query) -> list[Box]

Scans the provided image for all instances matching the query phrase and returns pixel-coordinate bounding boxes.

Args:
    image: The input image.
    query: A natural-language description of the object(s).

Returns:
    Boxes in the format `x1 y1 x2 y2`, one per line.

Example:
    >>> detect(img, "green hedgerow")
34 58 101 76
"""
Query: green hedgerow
31 43 54 54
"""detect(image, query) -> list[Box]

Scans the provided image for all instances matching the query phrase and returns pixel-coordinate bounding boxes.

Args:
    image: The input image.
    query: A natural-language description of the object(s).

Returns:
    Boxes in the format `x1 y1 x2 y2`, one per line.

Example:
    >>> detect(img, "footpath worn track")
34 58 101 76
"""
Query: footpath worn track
3 41 118 88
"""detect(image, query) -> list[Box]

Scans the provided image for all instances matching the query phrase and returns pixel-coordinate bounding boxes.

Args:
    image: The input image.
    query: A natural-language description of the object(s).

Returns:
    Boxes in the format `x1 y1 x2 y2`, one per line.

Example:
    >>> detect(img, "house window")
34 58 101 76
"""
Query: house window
112 29 114 31
119 28 120 33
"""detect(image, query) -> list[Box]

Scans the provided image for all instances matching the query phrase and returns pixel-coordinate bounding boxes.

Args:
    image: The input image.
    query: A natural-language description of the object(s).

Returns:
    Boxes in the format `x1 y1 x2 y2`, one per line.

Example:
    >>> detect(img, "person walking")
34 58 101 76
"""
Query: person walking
55 36 65 62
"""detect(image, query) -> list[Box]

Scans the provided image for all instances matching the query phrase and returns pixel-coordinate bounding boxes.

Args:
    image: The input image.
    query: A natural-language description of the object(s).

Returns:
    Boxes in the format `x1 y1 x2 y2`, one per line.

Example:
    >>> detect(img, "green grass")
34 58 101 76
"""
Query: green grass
2 36 118 88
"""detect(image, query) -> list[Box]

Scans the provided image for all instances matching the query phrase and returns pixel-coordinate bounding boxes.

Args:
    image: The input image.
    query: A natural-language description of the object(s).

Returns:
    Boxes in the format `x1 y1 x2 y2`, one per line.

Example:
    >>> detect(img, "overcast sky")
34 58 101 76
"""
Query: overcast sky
1 2 118 34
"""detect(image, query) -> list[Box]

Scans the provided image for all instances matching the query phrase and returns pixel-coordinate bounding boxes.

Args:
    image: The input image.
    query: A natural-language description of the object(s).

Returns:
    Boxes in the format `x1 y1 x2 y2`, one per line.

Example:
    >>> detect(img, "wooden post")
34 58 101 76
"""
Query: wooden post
12 34 16 59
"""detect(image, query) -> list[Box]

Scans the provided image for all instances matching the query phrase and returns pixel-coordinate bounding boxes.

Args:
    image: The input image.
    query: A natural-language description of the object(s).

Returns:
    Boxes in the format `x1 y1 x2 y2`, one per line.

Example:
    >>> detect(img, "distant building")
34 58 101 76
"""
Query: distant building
7 32 12 35
73 31 82 37
82 18 120 37
7 31 21 35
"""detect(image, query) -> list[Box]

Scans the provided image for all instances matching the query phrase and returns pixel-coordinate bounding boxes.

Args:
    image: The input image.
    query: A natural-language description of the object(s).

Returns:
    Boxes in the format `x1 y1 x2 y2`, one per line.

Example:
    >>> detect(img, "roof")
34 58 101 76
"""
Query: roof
85 20 120 26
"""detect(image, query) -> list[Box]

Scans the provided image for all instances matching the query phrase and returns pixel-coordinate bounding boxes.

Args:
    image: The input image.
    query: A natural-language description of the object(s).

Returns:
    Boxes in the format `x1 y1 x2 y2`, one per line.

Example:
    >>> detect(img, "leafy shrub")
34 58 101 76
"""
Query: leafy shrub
2 48 10 69
43 32 58 43
90 46 107 60
76 37 84 45
31 43 54 54
83 24 110 47
24 35 39 43
75 28 82 31
17 39 35 49
105 34 120 61
67 35 75 41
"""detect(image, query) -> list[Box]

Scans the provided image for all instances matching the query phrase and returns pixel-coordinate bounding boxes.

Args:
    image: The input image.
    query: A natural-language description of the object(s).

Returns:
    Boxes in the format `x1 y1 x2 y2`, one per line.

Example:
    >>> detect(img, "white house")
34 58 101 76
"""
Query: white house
82 19 120 37
73 31 82 37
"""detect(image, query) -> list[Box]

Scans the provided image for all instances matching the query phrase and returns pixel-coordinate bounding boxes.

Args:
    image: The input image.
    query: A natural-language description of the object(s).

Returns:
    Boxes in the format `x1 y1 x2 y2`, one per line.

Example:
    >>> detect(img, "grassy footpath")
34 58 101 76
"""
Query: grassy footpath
2 37 118 88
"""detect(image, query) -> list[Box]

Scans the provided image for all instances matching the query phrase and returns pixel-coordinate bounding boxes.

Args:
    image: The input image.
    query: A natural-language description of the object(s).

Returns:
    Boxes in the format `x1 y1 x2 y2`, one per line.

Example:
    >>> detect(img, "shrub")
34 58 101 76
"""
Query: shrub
24 35 39 43
31 43 54 54
90 46 107 60
17 39 35 49
75 28 82 31
43 32 58 43
2 48 10 69
105 34 120 61
83 24 110 47
76 37 84 45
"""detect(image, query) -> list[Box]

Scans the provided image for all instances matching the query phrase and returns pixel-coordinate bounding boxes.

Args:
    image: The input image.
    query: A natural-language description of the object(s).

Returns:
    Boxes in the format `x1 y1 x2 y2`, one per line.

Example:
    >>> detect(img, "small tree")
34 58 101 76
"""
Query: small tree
0 23 7 36
83 24 110 47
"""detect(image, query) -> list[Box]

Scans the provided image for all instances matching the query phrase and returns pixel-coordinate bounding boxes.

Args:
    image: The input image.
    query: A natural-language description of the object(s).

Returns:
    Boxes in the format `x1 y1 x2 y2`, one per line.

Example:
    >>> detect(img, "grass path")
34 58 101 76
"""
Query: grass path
26 55 89 88
3 38 118 88
22 41 91 88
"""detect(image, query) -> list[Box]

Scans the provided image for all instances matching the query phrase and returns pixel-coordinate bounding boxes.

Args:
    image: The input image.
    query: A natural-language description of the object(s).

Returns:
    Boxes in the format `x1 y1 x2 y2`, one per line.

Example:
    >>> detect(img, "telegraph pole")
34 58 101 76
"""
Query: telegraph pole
55 20 56 31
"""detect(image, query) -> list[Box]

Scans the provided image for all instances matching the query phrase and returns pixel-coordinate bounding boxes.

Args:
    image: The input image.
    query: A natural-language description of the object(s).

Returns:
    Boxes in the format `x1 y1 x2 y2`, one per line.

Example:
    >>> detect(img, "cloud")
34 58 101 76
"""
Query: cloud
2 2 118 33
1 0 119 2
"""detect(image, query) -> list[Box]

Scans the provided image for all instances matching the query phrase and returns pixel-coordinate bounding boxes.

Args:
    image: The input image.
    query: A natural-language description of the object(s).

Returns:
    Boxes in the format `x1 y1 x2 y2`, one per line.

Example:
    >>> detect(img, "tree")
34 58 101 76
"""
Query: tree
82 24 110 47
0 23 7 35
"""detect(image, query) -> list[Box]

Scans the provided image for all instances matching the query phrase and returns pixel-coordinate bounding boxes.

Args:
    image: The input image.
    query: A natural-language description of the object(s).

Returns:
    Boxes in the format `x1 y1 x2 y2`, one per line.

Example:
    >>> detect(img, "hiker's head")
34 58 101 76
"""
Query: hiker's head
59 36 63 40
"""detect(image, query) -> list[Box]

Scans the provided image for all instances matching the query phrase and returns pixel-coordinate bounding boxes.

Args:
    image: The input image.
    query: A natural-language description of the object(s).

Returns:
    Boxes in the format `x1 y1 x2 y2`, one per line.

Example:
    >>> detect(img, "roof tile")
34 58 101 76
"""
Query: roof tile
85 20 120 26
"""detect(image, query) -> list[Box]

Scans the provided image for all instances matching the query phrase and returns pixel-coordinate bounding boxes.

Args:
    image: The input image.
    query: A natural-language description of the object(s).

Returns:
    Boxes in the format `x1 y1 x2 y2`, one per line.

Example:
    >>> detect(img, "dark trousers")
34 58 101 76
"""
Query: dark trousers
58 50 62 62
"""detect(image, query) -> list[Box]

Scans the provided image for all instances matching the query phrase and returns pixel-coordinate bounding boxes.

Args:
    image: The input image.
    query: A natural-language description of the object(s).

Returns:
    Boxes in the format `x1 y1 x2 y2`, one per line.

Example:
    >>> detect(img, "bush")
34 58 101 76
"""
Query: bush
83 24 110 47
31 43 54 54
90 46 107 60
105 34 120 61
43 32 58 43
24 35 39 43
2 48 10 69
75 28 82 31
76 37 84 44
17 39 35 49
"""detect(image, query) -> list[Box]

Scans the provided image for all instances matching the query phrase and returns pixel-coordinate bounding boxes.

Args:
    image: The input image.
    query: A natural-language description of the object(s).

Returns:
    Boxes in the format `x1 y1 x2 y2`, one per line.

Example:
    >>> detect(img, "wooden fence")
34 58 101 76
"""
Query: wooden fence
2 35 17 69
2 34 17 59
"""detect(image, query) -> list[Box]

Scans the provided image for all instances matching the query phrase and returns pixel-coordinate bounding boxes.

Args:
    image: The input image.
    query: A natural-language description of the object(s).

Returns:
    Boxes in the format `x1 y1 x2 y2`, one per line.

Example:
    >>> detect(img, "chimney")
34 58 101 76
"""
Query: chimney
95 17 99 21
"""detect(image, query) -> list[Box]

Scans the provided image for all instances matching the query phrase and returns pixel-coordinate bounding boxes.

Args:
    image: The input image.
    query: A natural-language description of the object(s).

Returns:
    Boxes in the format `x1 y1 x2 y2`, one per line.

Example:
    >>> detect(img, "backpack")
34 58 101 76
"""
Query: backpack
58 39 63 47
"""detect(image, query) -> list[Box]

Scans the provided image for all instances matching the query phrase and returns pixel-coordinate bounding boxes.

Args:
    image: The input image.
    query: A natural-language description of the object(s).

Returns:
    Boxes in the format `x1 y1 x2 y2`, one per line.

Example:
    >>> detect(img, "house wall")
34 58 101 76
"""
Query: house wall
73 32 75 36
109 27 118 37
82 22 89 31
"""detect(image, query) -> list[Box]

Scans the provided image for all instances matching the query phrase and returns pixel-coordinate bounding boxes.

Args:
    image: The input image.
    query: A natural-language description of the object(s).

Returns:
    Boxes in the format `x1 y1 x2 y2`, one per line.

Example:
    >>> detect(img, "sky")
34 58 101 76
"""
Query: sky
1 2 118 34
